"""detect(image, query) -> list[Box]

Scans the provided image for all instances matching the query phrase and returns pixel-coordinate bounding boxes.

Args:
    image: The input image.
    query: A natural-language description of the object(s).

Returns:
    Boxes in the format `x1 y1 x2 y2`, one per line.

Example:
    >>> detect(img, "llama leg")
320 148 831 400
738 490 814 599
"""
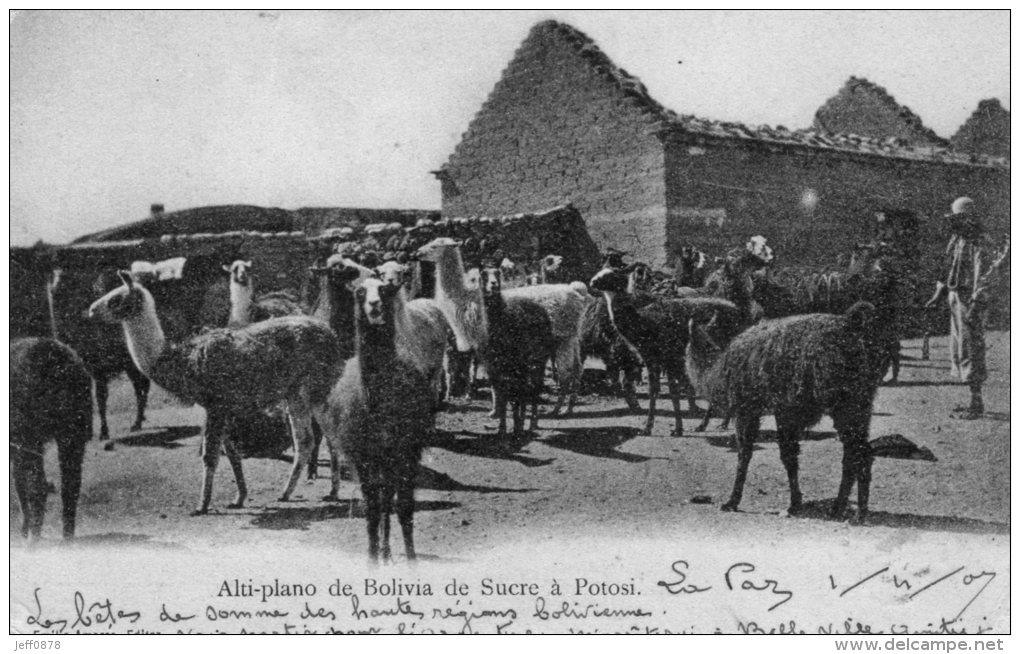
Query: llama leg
24 457 47 543
512 401 525 436
12 452 32 538
307 419 323 481
665 371 684 437
56 435 87 539
194 410 225 516
396 464 417 562
921 332 930 360
774 412 803 515
95 379 110 441
889 341 901 383
529 396 540 432
831 407 872 521
718 410 732 431
495 393 508 438
13 448 45 541
722 412 759 512
644 365 659 435
832 443 858 520
695 404 713 432
488 386 499 418
221 432 248 510
622 364 641 412
854 437 873 525
379 483 395 563
279 401 315 502
360 477 382 563
126 366 151 431
549 350 566 416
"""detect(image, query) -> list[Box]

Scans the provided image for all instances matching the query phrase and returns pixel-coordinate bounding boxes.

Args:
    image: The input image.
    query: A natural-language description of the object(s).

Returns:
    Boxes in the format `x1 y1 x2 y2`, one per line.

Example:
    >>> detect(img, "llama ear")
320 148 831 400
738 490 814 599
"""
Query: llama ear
222 264 232 273
118 270 134 288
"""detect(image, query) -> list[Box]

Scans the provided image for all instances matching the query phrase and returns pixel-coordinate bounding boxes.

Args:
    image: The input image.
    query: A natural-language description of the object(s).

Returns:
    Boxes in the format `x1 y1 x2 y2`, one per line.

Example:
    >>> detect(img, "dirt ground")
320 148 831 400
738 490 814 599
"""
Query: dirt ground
10 332 1010 554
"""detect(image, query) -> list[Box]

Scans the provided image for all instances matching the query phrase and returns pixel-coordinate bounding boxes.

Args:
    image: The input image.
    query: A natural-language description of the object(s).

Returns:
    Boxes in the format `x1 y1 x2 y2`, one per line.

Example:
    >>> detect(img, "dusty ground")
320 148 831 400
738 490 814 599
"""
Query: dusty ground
10 332 1009 555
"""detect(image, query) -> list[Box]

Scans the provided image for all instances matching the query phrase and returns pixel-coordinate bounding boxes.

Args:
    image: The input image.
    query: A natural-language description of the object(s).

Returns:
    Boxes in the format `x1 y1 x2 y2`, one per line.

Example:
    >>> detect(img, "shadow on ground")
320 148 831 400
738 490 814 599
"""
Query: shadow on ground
704 430 837 451
430 431 555 468
539 426 663 463
114 425 202 449
251 500 461 531
797 499 1010 536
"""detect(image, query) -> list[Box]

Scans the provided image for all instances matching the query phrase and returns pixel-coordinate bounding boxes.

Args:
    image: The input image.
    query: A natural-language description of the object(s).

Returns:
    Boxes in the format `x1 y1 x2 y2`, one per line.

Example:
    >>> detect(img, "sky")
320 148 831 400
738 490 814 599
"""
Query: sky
9 9 1010 246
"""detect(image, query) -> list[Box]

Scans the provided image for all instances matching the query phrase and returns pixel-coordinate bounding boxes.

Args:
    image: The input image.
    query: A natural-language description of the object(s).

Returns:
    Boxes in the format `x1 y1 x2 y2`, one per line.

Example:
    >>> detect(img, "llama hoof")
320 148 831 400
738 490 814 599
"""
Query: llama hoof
849 512 868 526
189 508 209 517
226 501 244 509
276 495 292 503
129 422 145 432
786 504 803 517
720 502 739 512
99 429 110 441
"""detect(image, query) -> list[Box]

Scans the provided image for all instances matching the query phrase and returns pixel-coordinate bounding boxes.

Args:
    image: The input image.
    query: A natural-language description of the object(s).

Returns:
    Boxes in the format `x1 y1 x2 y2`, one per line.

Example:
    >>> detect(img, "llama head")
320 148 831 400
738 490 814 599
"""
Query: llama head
542 254 564 272
480 267 503 295
376 260 407 287
463 267 481 290
88 271 154 323
310 255 368 290
589 267 630 296
223 260 254 287
745 235 774 265
415 237 461 263
355 277 397 327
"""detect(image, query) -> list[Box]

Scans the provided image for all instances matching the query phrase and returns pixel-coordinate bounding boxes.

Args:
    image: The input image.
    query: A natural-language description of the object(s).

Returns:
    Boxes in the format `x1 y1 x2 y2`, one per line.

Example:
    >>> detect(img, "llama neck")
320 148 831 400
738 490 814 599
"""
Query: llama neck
604 292 646 341
355 318 399 395
228 280 253 327
313 279 357 356
120 297 168 380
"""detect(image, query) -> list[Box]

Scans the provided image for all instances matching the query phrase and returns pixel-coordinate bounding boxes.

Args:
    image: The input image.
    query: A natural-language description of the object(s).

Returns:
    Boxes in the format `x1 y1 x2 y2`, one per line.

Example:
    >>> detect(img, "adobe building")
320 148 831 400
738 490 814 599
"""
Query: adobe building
951 98 1010 159
436 21 1009 270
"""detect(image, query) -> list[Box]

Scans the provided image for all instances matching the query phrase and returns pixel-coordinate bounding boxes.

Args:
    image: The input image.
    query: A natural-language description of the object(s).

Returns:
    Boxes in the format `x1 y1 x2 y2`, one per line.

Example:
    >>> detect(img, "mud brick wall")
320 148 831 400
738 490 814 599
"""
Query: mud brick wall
663 136 1010 327
439 23 668 266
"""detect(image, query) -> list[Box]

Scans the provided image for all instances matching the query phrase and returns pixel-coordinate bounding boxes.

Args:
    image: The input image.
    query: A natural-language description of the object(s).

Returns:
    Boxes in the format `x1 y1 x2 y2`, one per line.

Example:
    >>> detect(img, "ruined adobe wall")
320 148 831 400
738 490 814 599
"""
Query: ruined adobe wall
439 23 668 266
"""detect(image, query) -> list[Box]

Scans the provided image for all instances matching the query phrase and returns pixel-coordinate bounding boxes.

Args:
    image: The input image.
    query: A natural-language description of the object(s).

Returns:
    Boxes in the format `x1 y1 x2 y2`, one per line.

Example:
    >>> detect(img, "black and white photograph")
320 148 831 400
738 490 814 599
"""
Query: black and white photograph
8 10 1011 639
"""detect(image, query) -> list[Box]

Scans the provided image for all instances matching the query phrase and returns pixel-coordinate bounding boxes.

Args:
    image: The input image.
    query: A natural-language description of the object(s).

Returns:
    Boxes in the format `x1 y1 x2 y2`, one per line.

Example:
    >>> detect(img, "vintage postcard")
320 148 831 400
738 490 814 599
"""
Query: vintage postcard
9 10 1010 639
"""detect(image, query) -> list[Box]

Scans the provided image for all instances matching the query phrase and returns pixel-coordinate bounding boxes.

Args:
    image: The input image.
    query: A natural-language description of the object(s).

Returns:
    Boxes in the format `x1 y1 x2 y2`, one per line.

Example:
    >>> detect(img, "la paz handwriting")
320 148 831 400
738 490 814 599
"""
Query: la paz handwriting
656 560 792 610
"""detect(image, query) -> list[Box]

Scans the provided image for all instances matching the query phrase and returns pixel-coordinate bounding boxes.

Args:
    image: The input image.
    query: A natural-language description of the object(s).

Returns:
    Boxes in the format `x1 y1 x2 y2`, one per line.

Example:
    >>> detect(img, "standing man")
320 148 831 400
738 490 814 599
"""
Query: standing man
925 197 1008 418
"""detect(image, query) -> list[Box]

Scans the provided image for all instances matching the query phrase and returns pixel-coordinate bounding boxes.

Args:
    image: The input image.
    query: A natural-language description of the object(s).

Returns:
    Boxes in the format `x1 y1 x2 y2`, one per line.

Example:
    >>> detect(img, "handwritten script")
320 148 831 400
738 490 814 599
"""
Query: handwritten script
12 557 1002 634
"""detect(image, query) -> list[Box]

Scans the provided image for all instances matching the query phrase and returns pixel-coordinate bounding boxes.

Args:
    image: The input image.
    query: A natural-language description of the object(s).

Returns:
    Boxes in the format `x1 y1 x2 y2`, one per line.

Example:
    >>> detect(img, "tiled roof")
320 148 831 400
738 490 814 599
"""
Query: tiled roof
532 21 1008 169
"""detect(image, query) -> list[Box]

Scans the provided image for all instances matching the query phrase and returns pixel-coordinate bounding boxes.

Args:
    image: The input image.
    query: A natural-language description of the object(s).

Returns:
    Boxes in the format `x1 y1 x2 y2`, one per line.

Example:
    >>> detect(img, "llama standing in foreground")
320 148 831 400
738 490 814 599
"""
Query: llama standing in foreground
686 302 887 523
305 255 376 483
325 278 434 562
89 272 343 514
11 337 92 543
481 267 557 438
